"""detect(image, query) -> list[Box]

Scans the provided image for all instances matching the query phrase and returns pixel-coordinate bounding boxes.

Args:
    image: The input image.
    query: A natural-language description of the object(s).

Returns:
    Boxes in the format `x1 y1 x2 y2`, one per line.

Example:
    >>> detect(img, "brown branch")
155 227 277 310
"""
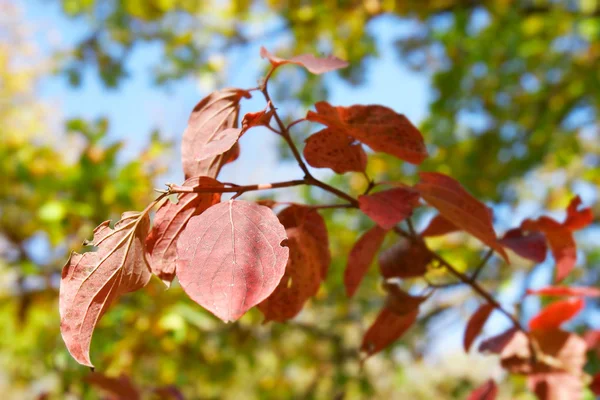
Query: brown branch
168 179 306 194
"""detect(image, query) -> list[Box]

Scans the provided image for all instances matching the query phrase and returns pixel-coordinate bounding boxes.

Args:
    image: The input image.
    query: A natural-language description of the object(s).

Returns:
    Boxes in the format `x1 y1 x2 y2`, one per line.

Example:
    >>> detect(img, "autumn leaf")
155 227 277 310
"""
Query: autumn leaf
526 286 600 297
421 214 459 237
181 88 251 179
176 200 289 322
60 212 152 367
498 228 547 263
416 172 509 262
361 307 418 357
358 187 420 230
467 380 498 400
563 196 593 231
344 225 387 297
306 102 427 164
86 373 141 400
463 304 495 352
260 46 349 74
378 239 431 279
303 128 367 174
384 283 427 315
528 298 584 330
146 177 222 286
241 108 275 129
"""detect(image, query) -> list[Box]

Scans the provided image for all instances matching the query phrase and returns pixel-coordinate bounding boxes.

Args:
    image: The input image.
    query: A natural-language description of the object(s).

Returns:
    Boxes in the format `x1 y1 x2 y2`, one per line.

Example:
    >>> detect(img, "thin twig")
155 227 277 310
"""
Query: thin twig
470 249 494 282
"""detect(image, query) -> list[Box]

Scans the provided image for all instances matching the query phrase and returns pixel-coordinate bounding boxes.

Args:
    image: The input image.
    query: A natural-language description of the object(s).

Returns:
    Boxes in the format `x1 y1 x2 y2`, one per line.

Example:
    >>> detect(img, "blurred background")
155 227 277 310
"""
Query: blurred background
1 0 600 398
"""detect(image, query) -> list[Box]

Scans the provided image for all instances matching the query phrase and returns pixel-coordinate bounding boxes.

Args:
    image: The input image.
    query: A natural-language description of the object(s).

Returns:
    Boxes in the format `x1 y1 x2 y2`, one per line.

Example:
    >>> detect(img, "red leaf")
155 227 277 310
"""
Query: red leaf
146 177 222 286
384 283 427 315
563 196 593 231
242 108 275 129
360 307 418 357
416 172 509 262
260 46 348 74
344 225 387 297
464 304 495 352
303 128 367 174
176 200 289 322
378 239 431 279
498 228 547 263
86 373 141 400
467 380 498 400
590 373 600 396
527 286 600 297
528 298 584 330
358 187 420 230
60 212 152 367
306 102 427 164
193 127 243 162
181 88 251 179
421 214 459 237
583 330 600 350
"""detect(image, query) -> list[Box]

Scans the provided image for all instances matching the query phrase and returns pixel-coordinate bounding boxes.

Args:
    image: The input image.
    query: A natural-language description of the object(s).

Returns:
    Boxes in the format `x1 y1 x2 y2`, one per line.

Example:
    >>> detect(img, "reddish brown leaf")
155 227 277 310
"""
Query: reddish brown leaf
260 46 348 74
303 128 367 174
421 214 459 237
306 102 427 164
378 239 432 279
146 177 222 286
522 217 576 282
478 327 521 355
527 286 600 297
358 187 420 230
258 228 322 322
563 196 593 231
498 228 547 263
344 225 387 297
463 304 495 352
60 212 152 367
529 298 584 330
193 127 243 162
86 373 141 400
416 172 509 262
176 200 289 322
360 307 418 357
467 380 498 400
590 373 600 396
242 108 275 129
181 88 251 179
384 283 427 315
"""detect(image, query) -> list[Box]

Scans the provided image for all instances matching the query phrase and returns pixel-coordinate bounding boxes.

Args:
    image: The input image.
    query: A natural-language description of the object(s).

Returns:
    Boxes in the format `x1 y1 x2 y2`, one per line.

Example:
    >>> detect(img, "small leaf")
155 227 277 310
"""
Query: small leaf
242 108 275 129
358 187 420 230
360 307 418 357
176 200 289 322
498 228 547 263
379 239 431 279
344 225 387 297
303 128 367 174
306 102 427 164
60 212 152 367
529 298 584 330
260 46 349 74
421 214 459 237
526 286 600 297
146 177 222 286
86 373 141 400
563 195 593 231
181 88 251 179
467 380 498 400
463 304 495 352
416 172 509 262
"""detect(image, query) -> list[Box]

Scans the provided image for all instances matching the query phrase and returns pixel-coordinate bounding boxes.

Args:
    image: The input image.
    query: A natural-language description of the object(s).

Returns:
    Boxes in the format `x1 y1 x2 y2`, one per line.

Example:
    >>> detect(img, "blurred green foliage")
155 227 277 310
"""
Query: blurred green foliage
1 0 599 398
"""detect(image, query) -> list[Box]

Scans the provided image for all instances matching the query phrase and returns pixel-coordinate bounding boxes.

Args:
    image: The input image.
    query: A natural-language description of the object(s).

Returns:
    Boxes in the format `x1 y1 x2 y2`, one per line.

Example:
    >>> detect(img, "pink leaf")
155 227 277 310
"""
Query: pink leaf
260 46 349 74
194 127 243 162
176 200 289 322
498 228 547 263
344 225 387 297
464 304 495 352
358 187 420 230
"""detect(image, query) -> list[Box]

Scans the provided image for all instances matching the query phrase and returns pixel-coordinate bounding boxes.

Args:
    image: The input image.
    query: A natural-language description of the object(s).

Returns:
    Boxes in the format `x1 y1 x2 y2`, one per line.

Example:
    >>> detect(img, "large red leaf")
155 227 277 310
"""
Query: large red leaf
498 228 547 263
306 102 427 164
258 228 322 322
421 214 459 237
358 187 420 230
527 286 600 297
176 200 289 322
528 298 584 330
361 307 418 357
181 88 251 179
86 373 141 400
60 212 152 367
463 304 495 353
378 239 431 279
260 46 349 74
344 225 387 297
563 196 593 231
303 128 367 174
416 172 509 262
146 177 222 286
467 380 498 400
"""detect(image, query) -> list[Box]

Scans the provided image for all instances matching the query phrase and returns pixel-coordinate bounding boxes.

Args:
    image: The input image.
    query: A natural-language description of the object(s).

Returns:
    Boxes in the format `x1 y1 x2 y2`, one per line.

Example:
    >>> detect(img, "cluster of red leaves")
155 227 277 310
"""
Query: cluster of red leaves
59 47 596 400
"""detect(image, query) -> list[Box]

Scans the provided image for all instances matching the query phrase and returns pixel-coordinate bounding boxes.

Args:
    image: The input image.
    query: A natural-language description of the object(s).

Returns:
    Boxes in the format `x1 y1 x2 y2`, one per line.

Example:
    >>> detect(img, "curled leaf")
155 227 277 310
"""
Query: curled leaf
60 212 152 367
303 128 367 174
563 196 593 231
379 239 431 279
260 46 349 74
176 200 289 322
344 225 387 297
463 304 495 352
358 187 420 230
498 228 547 263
